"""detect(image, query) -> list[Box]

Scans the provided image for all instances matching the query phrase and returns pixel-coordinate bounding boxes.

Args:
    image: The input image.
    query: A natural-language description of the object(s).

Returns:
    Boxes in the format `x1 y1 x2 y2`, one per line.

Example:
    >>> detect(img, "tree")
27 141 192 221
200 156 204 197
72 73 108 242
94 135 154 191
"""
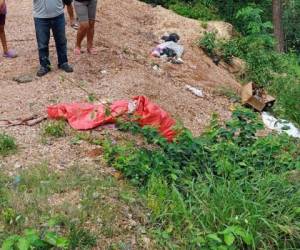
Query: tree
272 0 284 52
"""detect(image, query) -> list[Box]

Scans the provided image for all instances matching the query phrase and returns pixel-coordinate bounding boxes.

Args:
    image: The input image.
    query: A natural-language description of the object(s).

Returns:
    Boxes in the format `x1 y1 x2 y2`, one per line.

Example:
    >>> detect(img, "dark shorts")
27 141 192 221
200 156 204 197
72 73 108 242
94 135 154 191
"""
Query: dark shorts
63 0 73 6
0 14 5 26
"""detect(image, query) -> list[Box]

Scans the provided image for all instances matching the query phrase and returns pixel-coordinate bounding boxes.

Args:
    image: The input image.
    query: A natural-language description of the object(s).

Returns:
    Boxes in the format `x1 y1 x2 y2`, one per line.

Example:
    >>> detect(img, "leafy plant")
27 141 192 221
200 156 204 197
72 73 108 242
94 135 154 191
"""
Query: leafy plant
42 120 66 138
104 108 300 249
1 229 69 250
198 31 217 56
0 133 17 156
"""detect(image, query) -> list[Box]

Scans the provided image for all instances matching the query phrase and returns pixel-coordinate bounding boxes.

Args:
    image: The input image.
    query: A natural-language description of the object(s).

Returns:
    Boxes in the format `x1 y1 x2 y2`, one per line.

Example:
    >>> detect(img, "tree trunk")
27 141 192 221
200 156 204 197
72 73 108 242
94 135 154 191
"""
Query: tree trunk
272 0 285 52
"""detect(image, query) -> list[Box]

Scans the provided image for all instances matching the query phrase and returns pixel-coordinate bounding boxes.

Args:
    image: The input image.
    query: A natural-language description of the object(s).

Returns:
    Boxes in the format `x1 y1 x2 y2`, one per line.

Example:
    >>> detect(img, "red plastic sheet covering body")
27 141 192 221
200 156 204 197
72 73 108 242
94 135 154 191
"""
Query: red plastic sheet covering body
47 96 176 141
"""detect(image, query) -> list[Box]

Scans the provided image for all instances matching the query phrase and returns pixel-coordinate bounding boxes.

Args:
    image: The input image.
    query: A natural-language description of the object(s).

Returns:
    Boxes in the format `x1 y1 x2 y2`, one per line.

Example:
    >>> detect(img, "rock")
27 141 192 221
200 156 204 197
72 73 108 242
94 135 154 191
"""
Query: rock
206 21 235 40
13 74 34 84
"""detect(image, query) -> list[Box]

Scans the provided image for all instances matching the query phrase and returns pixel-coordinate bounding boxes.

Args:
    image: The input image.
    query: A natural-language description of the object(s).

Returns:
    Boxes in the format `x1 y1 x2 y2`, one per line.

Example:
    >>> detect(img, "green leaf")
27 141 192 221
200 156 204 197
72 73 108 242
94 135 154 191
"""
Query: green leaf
1 235 20 250
55 237 69 249
17 237 30 250
224 232 235 246
44 232 58 246
207 233 222 243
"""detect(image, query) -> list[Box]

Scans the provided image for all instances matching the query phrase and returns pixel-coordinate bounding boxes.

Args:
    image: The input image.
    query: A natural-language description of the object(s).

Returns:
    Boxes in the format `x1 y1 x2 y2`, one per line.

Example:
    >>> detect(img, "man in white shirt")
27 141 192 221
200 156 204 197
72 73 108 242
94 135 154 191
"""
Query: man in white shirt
33 0 73 77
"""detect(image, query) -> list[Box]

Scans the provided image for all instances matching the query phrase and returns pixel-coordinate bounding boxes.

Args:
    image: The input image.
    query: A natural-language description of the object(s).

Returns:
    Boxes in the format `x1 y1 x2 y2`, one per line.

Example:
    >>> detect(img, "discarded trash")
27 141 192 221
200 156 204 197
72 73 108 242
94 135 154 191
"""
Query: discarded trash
0 115 47 127
262 112 300 138
161 33 180 43
152 41 184 58
241 82 275 112
151 33 184 64
47 96 176 141
185 85 204 97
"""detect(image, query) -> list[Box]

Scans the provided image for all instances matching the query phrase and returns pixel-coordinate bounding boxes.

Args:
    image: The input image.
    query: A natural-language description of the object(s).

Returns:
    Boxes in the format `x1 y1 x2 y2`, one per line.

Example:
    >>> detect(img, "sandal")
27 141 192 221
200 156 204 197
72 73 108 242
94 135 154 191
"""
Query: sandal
74 47 82 56
71 23 79 30
3 49 17 58
87 47 97 55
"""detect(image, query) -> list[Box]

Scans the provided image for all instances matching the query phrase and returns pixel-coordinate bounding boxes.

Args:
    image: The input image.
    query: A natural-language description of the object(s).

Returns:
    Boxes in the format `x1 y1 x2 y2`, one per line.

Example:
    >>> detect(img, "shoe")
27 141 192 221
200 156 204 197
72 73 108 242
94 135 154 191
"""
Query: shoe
37 66 50 77
87 47 97 55
3 49 17 58
59 63 73 73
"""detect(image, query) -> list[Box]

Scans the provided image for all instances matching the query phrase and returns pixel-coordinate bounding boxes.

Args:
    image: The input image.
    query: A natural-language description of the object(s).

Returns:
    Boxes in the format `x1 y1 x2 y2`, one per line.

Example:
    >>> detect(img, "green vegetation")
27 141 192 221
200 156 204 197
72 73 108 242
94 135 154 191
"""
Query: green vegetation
0 163 150 249
103 108 300 249
0 133 17 156
144 1 300 126
42 120 66 138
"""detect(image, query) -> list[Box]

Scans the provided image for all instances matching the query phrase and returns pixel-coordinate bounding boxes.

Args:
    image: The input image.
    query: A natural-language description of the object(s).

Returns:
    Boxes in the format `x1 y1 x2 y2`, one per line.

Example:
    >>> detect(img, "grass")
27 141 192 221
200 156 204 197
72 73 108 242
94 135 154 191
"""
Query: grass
0 133 17 156
103 108 300 249
0 163 152 249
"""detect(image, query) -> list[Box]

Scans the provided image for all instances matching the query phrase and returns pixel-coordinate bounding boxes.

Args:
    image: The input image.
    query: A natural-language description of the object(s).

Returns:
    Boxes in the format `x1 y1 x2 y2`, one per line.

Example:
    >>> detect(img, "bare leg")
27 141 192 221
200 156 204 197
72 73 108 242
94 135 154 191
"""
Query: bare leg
87 20 95 50
66 5 75 25
76 21 89 49
0 25 8 53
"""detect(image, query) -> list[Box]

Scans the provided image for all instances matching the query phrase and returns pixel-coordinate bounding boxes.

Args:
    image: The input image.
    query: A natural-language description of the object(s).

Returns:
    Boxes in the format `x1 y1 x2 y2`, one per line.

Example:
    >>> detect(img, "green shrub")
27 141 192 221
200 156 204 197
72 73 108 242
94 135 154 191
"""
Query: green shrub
0 133 17 156
104 108 300 249
1 229 69 250
170 1 219 21
198 31 217 56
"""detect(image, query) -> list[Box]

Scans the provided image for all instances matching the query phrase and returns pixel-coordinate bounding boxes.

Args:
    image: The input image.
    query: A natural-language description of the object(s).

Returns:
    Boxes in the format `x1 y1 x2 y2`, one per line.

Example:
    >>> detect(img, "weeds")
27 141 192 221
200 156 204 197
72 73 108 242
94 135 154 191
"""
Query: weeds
0 133 17 156
42 120 66 138
0 163 150 249
104 108 300 249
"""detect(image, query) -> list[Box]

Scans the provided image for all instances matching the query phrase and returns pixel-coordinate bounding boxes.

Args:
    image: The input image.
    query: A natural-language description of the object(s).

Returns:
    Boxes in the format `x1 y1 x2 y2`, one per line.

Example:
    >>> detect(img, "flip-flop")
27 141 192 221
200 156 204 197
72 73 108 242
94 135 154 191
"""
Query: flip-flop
74 47 82 56
3 49 17 58
71 23 79 30
87 47 97 55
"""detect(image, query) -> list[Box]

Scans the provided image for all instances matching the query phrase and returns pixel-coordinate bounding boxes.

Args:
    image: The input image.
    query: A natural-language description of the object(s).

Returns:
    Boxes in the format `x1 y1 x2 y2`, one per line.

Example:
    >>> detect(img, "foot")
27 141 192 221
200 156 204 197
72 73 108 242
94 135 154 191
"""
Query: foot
37 66 50 77
87 47 97 55
59 63 73 73
74 47 82 56
3 49 17 58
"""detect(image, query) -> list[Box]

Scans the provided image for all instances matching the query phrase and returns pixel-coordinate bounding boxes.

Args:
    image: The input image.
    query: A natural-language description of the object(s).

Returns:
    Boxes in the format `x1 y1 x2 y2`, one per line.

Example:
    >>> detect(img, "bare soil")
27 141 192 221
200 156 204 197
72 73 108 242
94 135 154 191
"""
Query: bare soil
0 0 241 170
0 0 242 247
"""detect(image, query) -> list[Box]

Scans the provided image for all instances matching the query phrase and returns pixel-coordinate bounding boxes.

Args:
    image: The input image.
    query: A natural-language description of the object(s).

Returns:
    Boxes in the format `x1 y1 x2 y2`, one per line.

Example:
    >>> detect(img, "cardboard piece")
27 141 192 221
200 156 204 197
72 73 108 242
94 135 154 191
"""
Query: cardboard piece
241 82 275 112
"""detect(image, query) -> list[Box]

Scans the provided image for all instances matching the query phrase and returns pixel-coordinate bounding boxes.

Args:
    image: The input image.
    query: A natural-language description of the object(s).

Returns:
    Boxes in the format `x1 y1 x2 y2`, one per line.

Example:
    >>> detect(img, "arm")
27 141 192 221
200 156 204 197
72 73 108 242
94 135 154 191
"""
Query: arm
0 0 5 10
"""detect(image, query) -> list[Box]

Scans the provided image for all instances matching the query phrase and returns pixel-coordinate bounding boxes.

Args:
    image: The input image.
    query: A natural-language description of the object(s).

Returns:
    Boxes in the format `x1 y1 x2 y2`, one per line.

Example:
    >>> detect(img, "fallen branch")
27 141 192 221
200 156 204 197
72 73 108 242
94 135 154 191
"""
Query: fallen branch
0 115 47 127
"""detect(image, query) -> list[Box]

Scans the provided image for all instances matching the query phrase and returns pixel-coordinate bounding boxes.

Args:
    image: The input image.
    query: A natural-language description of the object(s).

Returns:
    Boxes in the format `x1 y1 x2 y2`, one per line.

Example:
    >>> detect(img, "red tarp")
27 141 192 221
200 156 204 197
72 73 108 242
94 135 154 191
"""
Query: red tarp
47 96 176 141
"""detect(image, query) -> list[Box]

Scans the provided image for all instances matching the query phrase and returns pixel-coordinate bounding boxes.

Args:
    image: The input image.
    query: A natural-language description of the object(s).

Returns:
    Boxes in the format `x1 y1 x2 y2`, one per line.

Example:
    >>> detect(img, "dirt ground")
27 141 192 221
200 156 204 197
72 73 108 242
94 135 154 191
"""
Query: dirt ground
0 0 241 183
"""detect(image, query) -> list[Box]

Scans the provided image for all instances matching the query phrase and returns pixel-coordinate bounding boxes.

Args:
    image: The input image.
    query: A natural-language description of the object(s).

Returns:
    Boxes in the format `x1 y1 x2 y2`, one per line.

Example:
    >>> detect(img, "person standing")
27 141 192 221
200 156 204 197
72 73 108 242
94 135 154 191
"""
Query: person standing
33 0 73 77
63 0 78 29
74 0 98 55
0 0 17 59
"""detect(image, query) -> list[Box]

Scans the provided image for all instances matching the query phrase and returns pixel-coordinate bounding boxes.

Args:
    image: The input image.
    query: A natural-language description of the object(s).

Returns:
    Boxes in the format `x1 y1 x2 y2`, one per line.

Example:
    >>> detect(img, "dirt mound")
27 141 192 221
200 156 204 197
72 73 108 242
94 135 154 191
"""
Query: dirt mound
0 0 241 170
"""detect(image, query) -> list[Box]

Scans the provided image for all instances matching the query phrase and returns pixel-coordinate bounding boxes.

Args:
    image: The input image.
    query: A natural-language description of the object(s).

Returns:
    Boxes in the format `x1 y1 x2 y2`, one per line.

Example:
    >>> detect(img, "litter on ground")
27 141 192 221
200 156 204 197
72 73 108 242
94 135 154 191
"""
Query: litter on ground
151 32 184 64
47 96 176 141
185 85 204 98
262 112 300 138
241 82 275 112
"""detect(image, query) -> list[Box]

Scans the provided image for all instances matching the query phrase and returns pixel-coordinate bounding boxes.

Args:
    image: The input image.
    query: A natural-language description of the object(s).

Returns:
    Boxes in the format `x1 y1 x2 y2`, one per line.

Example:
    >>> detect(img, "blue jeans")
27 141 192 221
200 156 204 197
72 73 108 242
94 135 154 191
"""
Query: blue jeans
34 14 68 68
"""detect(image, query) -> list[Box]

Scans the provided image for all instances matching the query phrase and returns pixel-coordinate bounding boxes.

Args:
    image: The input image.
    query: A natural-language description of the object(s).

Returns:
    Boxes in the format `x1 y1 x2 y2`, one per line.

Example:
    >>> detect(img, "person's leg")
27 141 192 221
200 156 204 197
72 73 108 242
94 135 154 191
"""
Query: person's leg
0 13 7 53
34 17 51 74
87 20 95 51
74 1 89 53
51 14 72 72
86 0 97 53
0 24 8 53
66 4 75 26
